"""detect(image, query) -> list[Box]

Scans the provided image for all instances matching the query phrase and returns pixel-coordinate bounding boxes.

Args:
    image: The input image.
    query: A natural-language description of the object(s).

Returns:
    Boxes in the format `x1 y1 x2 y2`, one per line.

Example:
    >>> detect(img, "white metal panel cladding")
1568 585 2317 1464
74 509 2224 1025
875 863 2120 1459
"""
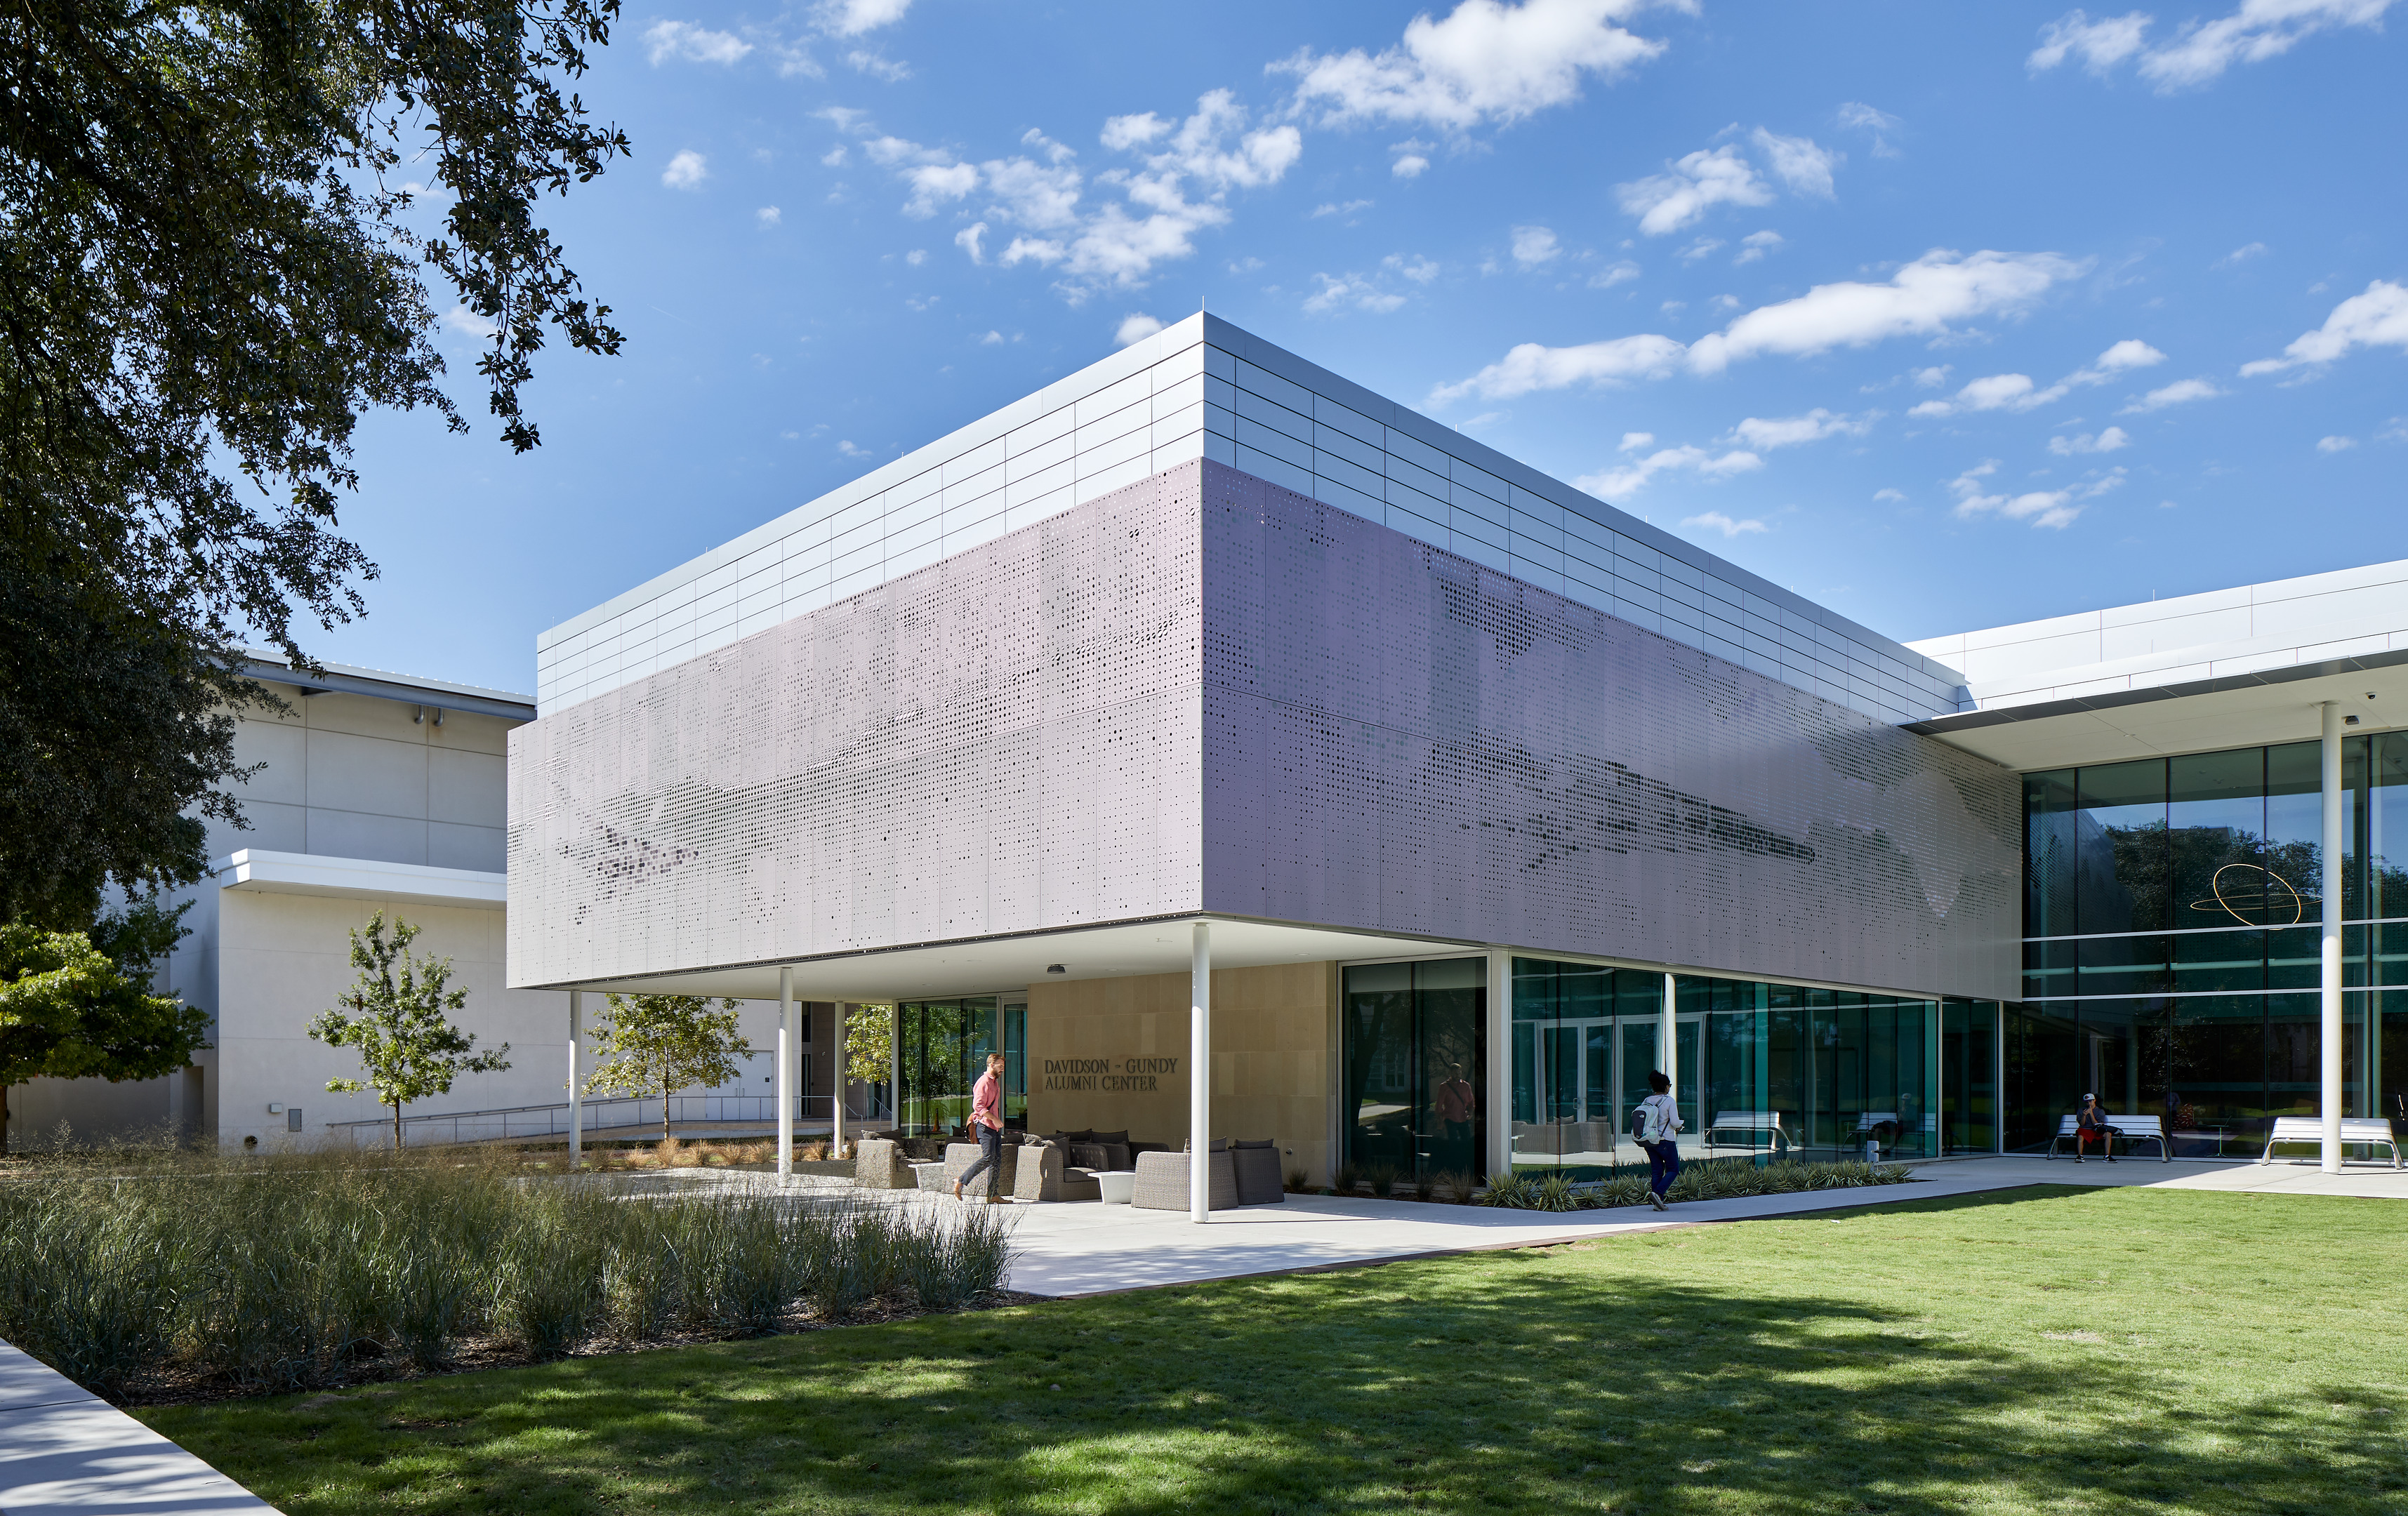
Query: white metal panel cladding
1197 461 2021 1002
507 470 1205 989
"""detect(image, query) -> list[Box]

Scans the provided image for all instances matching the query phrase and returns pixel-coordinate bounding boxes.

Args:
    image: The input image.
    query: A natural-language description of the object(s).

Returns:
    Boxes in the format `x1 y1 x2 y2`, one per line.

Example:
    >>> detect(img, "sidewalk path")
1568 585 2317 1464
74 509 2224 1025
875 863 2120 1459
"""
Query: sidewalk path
0 1341 279 1515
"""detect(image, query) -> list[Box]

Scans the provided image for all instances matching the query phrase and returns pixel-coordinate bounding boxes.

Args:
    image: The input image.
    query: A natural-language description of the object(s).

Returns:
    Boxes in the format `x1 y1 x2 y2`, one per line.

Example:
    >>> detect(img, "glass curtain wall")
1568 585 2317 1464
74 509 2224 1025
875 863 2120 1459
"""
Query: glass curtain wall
1509 957 1977 1172
2015 734 2408 1152
895 997 1024 1133
1341 958 1486 1183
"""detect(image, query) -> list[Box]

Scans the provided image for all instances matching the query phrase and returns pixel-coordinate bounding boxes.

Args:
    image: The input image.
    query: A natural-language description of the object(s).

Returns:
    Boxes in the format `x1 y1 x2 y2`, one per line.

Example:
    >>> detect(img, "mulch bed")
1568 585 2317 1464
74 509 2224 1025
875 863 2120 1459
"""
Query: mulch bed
109 1288 1053 1409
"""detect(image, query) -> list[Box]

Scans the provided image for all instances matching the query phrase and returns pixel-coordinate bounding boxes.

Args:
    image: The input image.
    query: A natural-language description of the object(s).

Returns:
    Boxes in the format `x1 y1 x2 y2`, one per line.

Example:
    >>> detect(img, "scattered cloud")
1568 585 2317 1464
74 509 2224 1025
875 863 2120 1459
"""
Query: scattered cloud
1114 312 1165 346
1729 408 1875 451
1913 365 1953 388
1733 230 1783 265
1392 153 1431 178
2383 418 2408 443
2239 280 2408 374
1837 101 1903 157
847 49 911 81
1575 443 1764 500
442 304 497 339
819 0 913 36
955 222 988 262
1752 127 1839 197
1678 237 1726 263
1618 145 1771 236
1511 225 1561 267
2028 2 2396 91
2119 376 2224 412
1949 458 2123 529
1590 259 1641 288
1620 432 1653 451
662 149 709 191
1385 253 1441 283
1910 338 2166 415
904 248 927 266
1306 272 1409 314
1312 198 1374 218
2215 241 2268 267
1434 248 2084 402
837 439 872 458
756 206 781 228
1874 487 1908 503
979 330 1005 345
1276 0 1672 133
821 146 847 167
645 20 752 65
2317 434 2357 452
2049 426 2130 454
1683 510 1768 538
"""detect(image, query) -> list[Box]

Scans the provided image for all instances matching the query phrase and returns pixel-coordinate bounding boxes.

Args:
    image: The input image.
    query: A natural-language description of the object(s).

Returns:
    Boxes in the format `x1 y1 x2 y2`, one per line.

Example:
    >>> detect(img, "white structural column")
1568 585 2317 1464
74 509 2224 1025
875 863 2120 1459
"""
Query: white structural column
567 990 584 1170
831 1002 847 1158
1191 919 1212 1224
777 966 795 1178
2321 701 2345 1174
1660 972 1678 1108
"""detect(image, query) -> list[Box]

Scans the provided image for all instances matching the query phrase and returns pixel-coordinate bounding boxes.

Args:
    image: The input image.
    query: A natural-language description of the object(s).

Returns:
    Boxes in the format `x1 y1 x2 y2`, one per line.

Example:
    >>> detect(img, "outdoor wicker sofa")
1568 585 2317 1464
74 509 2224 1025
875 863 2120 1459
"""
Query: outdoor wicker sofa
1011 1138 1104 1202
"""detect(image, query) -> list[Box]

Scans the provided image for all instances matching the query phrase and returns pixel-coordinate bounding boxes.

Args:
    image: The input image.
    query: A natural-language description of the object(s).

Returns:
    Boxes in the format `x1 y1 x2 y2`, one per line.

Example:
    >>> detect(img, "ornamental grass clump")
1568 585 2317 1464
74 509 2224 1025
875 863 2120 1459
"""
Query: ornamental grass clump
1477 1157 1914 1210
0 1143 1016 1400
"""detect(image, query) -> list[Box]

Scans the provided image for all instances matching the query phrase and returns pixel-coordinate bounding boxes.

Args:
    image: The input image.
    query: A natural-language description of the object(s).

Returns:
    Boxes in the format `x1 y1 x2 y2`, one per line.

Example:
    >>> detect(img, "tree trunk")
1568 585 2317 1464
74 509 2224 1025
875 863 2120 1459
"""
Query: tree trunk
1 1082 11 1159
660 1060 672 1147
392 1098 404 1152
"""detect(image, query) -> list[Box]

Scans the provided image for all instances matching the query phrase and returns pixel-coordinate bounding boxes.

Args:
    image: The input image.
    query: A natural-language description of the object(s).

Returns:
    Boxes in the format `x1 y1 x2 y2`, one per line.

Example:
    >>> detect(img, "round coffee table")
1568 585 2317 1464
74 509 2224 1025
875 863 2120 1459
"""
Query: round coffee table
1094 1171 1136 1204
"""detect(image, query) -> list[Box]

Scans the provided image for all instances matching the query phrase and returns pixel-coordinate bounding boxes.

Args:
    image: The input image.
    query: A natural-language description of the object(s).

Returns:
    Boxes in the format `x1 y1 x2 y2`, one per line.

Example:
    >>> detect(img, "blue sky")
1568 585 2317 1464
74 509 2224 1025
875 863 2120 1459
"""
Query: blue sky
319 0 2407 695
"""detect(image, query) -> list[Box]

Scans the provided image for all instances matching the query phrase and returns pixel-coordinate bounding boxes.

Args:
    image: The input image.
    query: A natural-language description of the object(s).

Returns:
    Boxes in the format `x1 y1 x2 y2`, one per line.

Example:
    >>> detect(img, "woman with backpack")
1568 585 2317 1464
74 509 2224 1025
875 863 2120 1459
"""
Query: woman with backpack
1635 1070 1683 1211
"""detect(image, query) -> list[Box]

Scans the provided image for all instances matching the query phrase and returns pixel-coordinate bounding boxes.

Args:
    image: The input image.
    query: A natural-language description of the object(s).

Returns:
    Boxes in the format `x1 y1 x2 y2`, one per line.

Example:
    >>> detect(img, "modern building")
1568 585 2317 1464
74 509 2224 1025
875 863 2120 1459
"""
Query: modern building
512 312 2402 1194
9 653 839 1152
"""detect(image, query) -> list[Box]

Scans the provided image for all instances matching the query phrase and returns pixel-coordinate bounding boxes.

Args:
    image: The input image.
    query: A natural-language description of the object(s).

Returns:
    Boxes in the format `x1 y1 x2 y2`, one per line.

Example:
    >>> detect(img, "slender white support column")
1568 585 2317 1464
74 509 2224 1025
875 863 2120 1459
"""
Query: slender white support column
567 990 584 1171
1191 919 1212 1224
2321 701 2345 1174
1660 971 1678 1109
777 966 795 1178
831 1002 847 1159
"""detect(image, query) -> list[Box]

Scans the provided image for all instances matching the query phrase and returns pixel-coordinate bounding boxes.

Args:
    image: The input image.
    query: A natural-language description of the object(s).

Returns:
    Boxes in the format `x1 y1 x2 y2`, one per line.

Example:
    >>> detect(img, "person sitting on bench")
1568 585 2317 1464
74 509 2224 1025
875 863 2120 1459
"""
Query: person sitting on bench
2075 1093 2120 1163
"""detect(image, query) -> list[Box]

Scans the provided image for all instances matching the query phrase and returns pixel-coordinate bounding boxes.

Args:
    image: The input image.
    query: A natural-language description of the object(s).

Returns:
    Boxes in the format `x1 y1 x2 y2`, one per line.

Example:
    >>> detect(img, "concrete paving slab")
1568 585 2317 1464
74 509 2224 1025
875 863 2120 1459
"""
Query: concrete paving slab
0 1343 279 1516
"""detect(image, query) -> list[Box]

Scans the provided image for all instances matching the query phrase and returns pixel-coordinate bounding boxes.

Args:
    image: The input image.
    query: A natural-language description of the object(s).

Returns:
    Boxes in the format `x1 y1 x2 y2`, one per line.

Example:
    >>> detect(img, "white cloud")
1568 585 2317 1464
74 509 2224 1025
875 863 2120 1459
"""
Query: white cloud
2029 2 2397 91
819 0 912 36
1730 408 1874 450
955 222 988 263
1276 0 1670 133
1114 313 1165 346
1434 248 2083 401
1683 511 1768 538
1386 253 1441 283
2216 241 2268 267
821 146 848 167
2119 377 2224 412
1837 101 1903 157
1590 259 1641 288
1620 432 1653 451
2383 418 2408 442
442 303 497 339
756 206 782 228
904 248 927 266
1618 145 1771 236
1678 237 1725 263
2049 426 2130 454
645 20 753 65
2317 434 2357 452
847 50 911 81
1306 273 1409 314
979 330 1005 345
662 149 709 191
1312 198 1374 219
2239 281 2408 374
1913 365 1952 388
1575 444 1764 500
1907 338 2166 415
1873 487 1907 503
1733 230 1782 265
1392 154 1431 178
2027 9 2151 73
1948 458 2124 529
838 439 872 458
901 161 976 216
1750 128 1839 197
1511 225 1561 267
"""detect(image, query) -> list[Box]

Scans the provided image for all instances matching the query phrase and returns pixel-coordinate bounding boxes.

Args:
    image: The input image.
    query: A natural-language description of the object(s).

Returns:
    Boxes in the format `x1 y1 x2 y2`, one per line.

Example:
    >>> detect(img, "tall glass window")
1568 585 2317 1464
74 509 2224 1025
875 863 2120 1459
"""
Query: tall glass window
895 997 1010 1134
2018 734 2408 1148
1511 959 1658 1177
1341 958 1486 1182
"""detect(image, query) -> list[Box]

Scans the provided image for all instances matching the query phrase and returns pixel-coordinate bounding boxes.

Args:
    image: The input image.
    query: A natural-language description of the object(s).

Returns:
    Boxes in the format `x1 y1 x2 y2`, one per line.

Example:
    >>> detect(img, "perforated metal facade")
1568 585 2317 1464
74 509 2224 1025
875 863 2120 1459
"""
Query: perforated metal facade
511 458 2019 1001
537 316 1969 726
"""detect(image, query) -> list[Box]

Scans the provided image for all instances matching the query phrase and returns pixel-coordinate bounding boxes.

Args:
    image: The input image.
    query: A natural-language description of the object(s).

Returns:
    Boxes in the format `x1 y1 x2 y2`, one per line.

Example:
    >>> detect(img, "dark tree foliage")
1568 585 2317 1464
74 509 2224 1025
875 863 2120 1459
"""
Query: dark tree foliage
0 0 628 925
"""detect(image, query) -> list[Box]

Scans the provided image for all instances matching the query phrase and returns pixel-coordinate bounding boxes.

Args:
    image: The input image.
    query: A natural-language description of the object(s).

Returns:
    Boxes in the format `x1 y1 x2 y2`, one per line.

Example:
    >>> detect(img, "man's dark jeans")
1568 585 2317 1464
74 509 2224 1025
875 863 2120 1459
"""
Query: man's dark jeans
958 1124 1005 1195
1643 1138 1681 1198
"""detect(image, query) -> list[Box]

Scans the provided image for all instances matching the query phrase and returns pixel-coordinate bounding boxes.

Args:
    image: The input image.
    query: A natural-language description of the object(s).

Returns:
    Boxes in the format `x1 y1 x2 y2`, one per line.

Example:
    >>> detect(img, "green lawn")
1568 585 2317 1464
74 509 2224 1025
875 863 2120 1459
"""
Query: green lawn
140 1185 2407 1515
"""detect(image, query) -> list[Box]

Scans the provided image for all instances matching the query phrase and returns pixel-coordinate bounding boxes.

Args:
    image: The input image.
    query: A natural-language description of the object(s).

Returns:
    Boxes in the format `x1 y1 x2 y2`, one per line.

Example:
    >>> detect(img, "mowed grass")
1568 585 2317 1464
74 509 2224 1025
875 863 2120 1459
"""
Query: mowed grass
140 1185 2408 1515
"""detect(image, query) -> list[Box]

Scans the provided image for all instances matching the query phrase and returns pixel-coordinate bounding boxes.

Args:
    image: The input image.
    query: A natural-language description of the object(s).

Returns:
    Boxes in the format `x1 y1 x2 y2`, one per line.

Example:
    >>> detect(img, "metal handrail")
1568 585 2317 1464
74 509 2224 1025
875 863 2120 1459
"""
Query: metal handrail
323 1093 837 1148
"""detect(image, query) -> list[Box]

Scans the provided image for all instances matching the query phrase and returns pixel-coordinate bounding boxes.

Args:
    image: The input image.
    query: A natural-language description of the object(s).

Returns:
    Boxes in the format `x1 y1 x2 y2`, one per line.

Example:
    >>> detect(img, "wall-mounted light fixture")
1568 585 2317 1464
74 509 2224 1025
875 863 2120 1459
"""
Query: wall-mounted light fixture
1045 964 1067 975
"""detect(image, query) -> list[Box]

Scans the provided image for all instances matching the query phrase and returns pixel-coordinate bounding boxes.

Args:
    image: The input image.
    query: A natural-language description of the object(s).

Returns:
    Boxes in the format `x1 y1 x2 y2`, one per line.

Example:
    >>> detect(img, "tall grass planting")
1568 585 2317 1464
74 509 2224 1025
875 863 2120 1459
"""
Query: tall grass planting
1481 1158 1913 1211
0 1148 1014 1399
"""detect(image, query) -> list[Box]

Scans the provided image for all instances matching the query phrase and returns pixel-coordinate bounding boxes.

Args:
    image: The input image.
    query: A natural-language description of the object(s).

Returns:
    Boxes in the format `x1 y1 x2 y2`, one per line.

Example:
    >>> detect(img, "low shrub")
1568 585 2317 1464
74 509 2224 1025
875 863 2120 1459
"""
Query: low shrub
1479 1159 1914 1211
1363 1163 1401 1199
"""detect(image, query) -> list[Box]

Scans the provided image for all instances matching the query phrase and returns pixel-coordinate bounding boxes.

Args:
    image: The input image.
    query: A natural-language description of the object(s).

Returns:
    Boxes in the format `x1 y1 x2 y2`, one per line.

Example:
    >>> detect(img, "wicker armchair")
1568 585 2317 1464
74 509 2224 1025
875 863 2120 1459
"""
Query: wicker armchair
1229 1138 1284 1205
942 1141 1018 1197
1131 1144 1238 1211
1012 1140 1102 1202
853 1137 915 1190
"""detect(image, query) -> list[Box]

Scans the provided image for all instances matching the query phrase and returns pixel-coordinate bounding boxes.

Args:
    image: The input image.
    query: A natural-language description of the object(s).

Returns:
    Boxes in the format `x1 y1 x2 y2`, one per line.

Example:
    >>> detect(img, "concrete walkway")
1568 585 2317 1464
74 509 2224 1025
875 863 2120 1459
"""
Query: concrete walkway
0 1341 279 1515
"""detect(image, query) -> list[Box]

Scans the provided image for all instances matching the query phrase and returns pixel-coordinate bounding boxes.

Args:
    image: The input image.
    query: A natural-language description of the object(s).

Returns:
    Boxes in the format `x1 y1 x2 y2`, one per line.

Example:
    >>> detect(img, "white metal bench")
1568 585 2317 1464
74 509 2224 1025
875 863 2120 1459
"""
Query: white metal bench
1702 1111 1792 1155
2258 1115 2404 1168
2044 1113 2171 1161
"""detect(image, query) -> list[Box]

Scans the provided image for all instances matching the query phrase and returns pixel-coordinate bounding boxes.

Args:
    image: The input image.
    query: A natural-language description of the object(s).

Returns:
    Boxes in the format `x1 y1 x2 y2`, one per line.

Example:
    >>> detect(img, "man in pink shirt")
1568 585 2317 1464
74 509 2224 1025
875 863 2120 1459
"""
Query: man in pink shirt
954 1051 1008 1202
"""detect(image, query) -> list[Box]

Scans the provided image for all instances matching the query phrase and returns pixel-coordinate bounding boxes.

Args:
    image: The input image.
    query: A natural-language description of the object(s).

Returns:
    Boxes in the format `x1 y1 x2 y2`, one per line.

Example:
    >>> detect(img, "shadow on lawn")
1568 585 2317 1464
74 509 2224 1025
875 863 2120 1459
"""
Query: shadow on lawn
164 1192 2404 1516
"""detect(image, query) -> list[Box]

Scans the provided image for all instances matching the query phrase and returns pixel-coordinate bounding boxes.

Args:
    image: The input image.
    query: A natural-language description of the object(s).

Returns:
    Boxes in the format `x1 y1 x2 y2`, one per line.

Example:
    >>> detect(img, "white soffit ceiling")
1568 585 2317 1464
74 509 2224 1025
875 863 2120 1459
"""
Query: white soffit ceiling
541 916 1484 1001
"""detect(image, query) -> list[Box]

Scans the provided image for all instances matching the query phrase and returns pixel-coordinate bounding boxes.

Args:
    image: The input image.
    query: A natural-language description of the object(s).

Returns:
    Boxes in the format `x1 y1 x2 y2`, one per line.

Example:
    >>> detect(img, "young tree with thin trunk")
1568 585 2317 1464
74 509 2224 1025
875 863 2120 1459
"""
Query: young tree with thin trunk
308 911 508 1150
582 995 750 1145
